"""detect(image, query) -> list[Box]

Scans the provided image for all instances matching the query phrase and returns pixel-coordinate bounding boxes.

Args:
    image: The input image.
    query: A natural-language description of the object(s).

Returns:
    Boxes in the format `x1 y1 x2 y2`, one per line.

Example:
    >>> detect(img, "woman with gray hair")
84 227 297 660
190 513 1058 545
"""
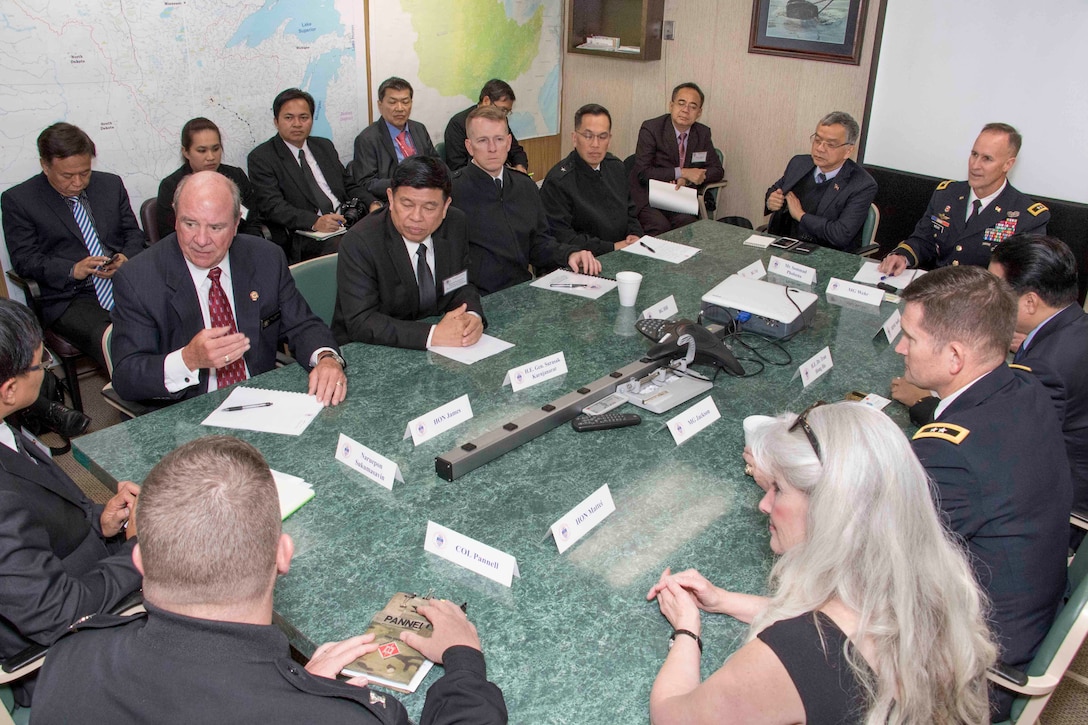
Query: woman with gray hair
646 401 996 724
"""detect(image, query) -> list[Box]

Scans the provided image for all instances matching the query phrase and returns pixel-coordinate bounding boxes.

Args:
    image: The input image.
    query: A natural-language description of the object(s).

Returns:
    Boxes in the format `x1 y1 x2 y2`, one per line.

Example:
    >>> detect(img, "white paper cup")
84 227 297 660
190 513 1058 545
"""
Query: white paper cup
615 271 643 307
743 415 776 448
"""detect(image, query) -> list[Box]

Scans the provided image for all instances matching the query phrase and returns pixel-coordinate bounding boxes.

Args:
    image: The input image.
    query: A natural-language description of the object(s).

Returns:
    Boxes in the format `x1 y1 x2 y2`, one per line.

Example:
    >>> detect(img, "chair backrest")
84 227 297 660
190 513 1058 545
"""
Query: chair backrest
101 323 115 378
289 254 338 326
861 203 880 248
436 141 446 163
140 198 159 245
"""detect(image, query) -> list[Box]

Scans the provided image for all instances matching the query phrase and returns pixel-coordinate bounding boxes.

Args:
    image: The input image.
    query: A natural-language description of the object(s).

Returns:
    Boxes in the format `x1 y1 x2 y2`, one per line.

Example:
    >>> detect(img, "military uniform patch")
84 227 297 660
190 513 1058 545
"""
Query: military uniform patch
912 423 970 444
1008 363 1033 372
1028 202 1048 216
983 218 1017 243
936 179 953 191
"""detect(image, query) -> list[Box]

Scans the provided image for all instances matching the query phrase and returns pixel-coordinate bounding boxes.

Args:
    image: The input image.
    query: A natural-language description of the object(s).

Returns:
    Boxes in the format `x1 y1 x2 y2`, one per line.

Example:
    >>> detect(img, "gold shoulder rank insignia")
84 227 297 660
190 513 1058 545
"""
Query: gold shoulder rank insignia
1028 202 1048 216
936 179 954 190
1008 363 1033 372
912 423 970 444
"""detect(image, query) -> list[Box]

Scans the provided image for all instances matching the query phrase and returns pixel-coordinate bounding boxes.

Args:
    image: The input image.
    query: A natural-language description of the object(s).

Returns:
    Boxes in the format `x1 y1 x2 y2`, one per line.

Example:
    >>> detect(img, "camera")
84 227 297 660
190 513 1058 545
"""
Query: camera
340 197 365 226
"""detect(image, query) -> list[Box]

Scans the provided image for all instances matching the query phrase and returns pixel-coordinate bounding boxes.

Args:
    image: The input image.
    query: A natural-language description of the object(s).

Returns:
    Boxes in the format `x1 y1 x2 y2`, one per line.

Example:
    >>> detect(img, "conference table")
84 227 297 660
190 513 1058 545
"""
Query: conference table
75 220 912 723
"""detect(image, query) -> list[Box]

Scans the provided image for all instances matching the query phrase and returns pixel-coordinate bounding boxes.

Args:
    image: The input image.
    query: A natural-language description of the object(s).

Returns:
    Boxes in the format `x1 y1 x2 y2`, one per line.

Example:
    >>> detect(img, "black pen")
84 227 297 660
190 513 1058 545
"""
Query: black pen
640 240 656 253
224 402 273 412
550 283 588 288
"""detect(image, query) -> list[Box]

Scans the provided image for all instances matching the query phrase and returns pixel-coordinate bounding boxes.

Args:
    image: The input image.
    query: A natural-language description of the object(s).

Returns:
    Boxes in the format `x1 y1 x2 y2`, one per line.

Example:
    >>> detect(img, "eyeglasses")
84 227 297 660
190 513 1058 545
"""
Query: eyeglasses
672 100 701 111
24 347 54 374
809 134 852 151
576 131 611 143
789 400 827 461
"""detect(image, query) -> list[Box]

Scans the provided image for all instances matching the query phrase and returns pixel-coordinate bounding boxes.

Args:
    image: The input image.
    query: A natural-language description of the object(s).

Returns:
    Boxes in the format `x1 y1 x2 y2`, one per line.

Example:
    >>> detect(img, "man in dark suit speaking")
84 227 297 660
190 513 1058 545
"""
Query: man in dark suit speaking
110 172 346 406
332 156 484 350
764 111 877 251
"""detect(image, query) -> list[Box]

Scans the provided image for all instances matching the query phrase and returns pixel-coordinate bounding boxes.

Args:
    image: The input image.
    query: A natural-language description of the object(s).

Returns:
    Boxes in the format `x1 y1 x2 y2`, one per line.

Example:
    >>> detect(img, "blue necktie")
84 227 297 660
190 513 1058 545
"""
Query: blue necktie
816 172 827 184
67 196 114 310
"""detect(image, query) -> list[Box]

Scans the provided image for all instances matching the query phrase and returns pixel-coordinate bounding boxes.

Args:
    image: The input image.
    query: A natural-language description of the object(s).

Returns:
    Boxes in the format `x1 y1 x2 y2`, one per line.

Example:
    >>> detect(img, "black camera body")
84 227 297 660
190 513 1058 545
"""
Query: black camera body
340 197 365 226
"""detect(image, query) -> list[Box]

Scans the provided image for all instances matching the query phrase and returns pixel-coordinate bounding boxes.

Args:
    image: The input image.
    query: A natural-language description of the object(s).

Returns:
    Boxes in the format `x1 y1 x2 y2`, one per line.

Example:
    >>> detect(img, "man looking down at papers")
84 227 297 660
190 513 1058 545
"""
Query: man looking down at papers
110 172 346 406
32 436 509 724
333 156 486 349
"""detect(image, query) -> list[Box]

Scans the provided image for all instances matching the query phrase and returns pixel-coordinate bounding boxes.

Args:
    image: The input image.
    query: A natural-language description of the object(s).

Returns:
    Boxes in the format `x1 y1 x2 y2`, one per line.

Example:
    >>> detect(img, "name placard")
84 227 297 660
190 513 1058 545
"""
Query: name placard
768 256 817 286
404 394 473 446
860 393 892 410
666 396 721 445
550 484 616 554
641 294 679 321
826 277 883 306
335 433 402 490
798 346 833 388
736 259 767 280
503 352 568 392
880 308 902 343
424 521 519 587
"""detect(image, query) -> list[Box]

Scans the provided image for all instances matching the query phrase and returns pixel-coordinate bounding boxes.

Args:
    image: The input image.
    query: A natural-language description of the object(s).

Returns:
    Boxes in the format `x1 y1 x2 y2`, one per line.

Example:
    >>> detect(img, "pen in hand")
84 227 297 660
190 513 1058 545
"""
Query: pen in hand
640 240 656 253
224 402 273 412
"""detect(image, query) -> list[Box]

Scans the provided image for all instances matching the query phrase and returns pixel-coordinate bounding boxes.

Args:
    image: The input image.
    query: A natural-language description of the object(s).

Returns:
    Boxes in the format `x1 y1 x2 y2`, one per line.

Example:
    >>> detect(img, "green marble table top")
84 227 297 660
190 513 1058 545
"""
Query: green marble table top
75 221 911 723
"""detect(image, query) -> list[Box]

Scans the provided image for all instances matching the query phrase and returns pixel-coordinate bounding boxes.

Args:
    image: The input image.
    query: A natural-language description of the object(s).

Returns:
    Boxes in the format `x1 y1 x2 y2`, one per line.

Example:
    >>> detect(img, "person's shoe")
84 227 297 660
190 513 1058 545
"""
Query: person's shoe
41 402 91 438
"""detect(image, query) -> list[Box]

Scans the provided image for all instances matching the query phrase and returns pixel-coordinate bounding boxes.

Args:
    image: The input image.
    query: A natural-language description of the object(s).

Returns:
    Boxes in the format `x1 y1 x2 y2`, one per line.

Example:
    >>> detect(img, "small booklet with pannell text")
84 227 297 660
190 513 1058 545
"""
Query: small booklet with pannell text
341 592 436 693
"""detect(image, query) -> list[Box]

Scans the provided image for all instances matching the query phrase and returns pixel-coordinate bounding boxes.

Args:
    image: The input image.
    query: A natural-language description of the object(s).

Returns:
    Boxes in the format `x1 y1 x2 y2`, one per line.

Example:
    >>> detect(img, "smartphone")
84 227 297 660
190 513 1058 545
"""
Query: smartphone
97 253 122 271
791 242 819 254
770 237 800 250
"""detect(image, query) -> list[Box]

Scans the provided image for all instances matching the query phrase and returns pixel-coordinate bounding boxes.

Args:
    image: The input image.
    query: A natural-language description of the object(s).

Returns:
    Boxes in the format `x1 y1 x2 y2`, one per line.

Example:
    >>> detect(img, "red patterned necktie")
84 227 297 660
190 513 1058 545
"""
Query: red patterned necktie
678 132 688 166
207 267 246 389
395 129 416 159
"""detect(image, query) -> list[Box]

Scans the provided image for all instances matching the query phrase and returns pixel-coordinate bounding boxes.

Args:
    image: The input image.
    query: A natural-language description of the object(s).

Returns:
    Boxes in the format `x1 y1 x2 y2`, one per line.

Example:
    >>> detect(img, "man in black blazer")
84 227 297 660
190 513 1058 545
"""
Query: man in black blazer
333 156 484 350
2 123 145 369
631 83 726 236
110 172 346 406
247 88 365 263
349 77 440 213
896 266 1070 720
764 112 877 252
444 78 528 173
0 299 141 706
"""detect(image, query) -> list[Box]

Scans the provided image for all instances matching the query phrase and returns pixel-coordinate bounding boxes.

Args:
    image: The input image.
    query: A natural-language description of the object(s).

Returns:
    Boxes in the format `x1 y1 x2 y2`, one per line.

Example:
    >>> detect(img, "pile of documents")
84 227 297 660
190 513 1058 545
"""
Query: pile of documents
270 469 314 520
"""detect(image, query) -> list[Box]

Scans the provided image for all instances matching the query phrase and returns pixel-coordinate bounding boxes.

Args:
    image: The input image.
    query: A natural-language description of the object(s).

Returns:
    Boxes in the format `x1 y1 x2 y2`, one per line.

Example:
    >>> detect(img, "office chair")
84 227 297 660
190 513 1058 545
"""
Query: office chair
140 198 160 245
697 149 729 221
289 254 339 327
99 324 157 420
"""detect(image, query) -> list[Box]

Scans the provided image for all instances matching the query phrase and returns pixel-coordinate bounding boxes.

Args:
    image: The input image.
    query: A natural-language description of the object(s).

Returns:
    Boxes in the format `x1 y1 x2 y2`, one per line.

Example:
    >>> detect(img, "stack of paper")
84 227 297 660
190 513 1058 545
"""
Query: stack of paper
201 386 325 436
742 234 777 249
852 261 926 290
428 334 514 365
530 269 618 299
648 179 698 215
270 469 314 520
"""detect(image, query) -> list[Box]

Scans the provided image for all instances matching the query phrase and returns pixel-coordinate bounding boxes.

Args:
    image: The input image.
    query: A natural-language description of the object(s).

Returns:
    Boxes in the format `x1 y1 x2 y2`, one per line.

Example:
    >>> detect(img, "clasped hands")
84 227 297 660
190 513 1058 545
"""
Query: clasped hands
646 567 730 636
432 303 484 347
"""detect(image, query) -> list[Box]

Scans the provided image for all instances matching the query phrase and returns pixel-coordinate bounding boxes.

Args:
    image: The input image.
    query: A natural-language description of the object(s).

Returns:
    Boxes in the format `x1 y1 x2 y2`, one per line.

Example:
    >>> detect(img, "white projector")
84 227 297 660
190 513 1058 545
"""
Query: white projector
700 275 818 338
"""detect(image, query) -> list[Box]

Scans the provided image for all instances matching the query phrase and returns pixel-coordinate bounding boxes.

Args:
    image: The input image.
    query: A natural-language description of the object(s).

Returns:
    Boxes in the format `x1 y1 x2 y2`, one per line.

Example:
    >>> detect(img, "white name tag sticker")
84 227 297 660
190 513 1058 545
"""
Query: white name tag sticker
240 203 251 220
442 269 468 295
335 433 403 490
404 394 473 445
503 352 568 392
424 521 519 587
19 427 51 459
879 308 902 343
666 396 721 445
641 294 679 320
550 484 617 554
736 259 767 280
860 393 892 410
798 346 833 388
691 151 708 164
768 256 817 286
826 277 883 306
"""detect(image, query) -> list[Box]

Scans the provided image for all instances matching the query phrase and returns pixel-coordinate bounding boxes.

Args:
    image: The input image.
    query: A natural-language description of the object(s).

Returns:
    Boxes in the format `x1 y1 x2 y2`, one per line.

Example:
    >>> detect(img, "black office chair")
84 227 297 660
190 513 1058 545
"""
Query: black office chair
139 198 160 245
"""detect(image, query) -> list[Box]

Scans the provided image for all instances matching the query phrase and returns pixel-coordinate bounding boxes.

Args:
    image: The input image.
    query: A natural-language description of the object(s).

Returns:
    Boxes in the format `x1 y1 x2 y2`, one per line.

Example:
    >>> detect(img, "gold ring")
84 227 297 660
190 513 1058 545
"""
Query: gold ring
224 355 230 364
335 382 343 387
744 464 753 477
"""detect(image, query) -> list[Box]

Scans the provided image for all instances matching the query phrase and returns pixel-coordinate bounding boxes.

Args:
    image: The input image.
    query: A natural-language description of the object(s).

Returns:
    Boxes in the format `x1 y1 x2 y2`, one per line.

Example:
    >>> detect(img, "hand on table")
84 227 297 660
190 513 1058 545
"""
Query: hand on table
305 633 378 687
614 235 640 251
432 304 483 347
647 568 703 634
308 355 347 406
400 599 481 664
878 253 909 276
567 250 601 277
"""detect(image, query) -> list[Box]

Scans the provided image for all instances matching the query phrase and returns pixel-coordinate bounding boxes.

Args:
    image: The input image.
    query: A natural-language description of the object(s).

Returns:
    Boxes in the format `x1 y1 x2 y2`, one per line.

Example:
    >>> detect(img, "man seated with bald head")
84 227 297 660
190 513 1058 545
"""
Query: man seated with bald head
110 171 346 406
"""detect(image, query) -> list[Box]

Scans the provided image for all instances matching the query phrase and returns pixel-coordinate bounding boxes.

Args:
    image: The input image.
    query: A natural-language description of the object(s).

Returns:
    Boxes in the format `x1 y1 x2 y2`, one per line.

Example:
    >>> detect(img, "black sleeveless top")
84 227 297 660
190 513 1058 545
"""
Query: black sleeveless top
757 611 870 724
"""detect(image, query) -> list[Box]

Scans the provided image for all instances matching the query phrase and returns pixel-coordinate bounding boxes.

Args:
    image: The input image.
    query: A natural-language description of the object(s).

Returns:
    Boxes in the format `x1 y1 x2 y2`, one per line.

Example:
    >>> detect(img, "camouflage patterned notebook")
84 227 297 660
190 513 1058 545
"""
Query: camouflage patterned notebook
342 592 435 693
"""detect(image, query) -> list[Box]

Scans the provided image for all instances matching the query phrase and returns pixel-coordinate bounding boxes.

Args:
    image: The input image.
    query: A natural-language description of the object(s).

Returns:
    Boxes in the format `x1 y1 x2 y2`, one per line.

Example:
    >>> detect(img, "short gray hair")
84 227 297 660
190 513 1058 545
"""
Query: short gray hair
818 111 860 145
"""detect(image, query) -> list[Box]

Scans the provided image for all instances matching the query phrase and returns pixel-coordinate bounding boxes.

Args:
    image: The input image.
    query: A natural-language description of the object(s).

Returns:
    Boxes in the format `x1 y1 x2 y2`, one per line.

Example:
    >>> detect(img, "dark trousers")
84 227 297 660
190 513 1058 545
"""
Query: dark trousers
638 207 698 236
51 296 111 371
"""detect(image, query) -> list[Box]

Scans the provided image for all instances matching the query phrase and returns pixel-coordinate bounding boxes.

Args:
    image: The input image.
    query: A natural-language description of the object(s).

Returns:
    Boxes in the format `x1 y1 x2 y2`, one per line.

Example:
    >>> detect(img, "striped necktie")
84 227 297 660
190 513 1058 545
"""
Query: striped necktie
67 195 114 310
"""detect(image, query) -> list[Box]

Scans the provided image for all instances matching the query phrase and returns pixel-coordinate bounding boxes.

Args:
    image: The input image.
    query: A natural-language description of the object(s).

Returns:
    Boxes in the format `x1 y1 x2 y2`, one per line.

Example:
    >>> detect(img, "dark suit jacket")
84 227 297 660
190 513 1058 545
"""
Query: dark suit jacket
911 365 1070 673
540 150 641 256
630 114 724 210
110 234 338 402
764 155 878 251
348 119 439 207
0 435 140 667
156 164 262 240
247 135 363 250
331 207 484 349
443 104 528 172
892 180 1050 268
2 172 145 325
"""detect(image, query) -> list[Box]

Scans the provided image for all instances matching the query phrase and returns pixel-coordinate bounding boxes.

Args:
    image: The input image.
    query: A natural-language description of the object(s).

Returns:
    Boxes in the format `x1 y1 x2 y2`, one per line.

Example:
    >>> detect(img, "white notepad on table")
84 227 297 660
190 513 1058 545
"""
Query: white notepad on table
201 387 324 436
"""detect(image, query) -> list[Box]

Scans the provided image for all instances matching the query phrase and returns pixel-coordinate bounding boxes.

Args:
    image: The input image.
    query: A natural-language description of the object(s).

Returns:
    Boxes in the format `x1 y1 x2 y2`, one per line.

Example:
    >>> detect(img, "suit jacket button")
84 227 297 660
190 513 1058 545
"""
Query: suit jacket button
952 260 960 266
955 245 963 251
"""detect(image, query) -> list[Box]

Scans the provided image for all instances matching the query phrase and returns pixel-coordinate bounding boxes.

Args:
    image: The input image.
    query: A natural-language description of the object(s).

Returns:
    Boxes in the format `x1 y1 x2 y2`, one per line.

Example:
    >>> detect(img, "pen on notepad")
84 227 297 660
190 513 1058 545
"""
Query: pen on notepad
640 240 656 253
224 402 273 412
550 283 588 288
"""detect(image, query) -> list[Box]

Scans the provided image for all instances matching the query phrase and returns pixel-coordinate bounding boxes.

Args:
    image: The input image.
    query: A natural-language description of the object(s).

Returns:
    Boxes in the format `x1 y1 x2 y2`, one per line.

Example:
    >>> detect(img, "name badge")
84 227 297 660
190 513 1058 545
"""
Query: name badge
666 396 720 445
691 151 708 164
879 308 902 343
404 394 473 445
503 352 567 392
335 433 403 490
442 269 468 296
798 346 833 388
826 278 883 306
736 259 767 280
641 294 679 320
550 484 616 554
19 427 51 459
768 256 817 286
425 521 520 587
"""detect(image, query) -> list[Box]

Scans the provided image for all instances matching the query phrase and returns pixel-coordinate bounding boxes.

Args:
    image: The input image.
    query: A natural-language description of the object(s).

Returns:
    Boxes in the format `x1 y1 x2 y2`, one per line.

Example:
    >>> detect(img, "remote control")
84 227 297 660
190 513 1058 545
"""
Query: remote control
582 392 628 416
571 412 642 432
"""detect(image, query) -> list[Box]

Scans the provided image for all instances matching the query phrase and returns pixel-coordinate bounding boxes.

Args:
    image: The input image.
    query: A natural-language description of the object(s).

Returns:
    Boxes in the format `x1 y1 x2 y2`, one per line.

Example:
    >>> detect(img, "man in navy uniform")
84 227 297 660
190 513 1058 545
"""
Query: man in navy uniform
879 123 1049 275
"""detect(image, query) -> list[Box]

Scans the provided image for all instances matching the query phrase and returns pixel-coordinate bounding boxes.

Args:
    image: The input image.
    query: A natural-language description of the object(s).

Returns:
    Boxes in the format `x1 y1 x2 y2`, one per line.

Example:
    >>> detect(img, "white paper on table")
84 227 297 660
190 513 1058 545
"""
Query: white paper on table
201 387 324 436
852 261 925 290
648 179 698 215
530 269 617 299
619 235 701 264
741 234 776 249
270 469 314 520
295 227 347 241
428 334 514 365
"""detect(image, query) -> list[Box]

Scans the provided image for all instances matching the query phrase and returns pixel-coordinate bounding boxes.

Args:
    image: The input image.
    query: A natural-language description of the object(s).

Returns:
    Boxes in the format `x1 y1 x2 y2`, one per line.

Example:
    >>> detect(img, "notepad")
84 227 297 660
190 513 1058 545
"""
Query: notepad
530 269 618 299
619 235 701 264
428 334 514 365
270 469 314 520
852 260 925 290
648 178 698 215
201 386 324 436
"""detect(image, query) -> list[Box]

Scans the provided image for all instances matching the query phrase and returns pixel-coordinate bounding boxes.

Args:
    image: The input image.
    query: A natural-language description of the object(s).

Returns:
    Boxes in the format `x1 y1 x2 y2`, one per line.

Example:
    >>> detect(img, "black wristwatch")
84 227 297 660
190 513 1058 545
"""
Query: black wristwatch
669 629 703 653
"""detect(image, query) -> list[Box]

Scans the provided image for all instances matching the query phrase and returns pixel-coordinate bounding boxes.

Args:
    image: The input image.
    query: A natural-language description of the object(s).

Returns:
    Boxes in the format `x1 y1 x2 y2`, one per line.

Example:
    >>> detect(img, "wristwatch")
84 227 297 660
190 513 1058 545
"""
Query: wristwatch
668 629 703 653
317 350 346 369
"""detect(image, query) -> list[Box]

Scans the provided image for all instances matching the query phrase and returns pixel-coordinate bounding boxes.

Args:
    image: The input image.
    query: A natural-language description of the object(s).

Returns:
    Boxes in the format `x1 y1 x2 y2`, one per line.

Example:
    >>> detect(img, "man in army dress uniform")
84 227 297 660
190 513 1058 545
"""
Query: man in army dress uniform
879 123 1049 275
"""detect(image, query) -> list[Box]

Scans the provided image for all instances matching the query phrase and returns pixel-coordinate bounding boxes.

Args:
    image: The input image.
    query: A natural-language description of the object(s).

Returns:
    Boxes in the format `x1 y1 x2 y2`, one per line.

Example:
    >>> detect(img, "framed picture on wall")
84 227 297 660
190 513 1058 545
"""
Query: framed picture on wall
748 0 868 65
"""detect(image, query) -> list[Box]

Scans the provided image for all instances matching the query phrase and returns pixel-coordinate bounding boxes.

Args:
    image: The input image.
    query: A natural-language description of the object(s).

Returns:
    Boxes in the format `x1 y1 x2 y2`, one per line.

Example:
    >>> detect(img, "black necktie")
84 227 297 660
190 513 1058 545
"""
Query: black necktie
1014 342 1027 363
968 199 982 223
298 149 334 215
417 243 436 312
816 172 827 184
